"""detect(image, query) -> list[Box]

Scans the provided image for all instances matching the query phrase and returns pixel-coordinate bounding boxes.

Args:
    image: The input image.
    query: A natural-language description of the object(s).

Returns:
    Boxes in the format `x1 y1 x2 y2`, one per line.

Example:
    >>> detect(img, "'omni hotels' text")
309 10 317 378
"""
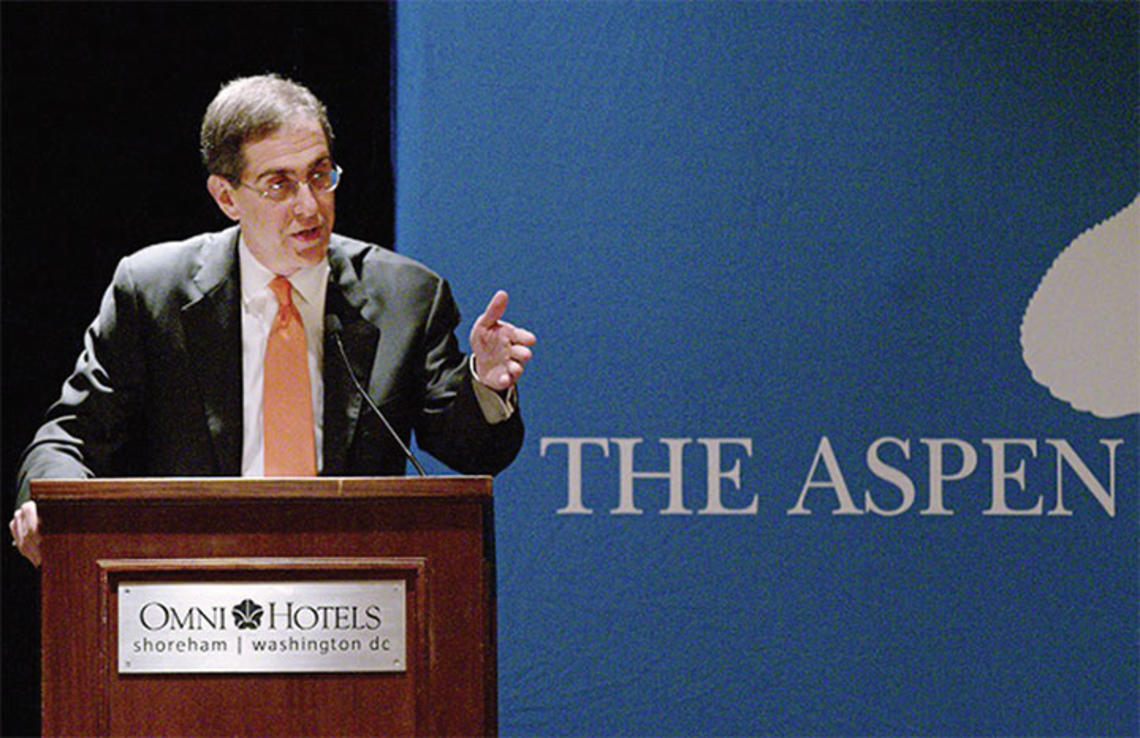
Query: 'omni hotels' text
137 602 385 632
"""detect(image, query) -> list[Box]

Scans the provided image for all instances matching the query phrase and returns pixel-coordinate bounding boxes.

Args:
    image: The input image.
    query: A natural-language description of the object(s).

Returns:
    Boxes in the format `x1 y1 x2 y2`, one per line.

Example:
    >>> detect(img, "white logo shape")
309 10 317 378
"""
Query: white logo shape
1021 195 1139 418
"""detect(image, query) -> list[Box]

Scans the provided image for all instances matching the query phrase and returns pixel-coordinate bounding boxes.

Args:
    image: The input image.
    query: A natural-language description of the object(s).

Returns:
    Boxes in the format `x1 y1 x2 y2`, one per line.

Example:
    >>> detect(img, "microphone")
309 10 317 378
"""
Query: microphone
325 314 427 477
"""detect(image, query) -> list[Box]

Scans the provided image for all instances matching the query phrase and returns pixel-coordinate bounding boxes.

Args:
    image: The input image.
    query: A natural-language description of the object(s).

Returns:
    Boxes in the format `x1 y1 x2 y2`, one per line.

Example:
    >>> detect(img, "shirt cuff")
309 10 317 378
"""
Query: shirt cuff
469 355 518 424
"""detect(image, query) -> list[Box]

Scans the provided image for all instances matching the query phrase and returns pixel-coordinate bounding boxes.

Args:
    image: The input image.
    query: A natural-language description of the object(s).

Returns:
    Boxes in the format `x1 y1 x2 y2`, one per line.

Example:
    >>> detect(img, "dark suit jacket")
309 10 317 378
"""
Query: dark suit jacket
16 227 524 505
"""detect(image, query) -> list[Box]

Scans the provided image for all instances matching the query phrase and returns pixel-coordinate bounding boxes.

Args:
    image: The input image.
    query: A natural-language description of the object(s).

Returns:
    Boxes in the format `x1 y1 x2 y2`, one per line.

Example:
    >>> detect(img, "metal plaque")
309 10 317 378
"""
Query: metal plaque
118 581 406 674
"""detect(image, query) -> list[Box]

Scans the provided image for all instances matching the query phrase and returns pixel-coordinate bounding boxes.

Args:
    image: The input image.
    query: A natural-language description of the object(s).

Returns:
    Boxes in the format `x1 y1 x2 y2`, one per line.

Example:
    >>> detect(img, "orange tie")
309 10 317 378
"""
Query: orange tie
264 276 316 476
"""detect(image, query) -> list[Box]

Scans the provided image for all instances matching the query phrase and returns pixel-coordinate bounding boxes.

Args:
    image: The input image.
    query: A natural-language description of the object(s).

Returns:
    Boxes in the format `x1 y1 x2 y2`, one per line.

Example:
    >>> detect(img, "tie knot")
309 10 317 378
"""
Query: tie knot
268 276 293 307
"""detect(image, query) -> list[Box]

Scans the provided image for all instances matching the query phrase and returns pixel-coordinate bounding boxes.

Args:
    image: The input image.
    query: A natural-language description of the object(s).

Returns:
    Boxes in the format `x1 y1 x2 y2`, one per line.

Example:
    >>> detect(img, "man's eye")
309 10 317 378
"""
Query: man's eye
266 178 291 191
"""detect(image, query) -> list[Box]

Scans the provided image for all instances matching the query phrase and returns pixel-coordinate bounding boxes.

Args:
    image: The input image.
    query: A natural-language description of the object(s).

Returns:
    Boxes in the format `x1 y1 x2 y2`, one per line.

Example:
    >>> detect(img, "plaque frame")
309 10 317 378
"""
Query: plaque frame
97 557 429 732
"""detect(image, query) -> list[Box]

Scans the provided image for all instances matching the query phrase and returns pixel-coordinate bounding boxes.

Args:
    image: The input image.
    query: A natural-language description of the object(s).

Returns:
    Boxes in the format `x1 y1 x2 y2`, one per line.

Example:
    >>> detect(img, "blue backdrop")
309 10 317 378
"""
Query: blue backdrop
393 2 1138 735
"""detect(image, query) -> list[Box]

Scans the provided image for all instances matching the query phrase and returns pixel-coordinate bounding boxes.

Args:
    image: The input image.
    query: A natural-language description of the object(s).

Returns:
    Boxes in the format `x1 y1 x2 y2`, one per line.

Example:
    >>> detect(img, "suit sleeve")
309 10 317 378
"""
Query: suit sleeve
412 277 524 475
15 258 145 505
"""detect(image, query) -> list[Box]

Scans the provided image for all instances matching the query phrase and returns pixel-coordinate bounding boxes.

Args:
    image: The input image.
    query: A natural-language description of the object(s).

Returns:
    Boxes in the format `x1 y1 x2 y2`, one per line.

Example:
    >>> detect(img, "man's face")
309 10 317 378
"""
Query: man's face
207 117 335 275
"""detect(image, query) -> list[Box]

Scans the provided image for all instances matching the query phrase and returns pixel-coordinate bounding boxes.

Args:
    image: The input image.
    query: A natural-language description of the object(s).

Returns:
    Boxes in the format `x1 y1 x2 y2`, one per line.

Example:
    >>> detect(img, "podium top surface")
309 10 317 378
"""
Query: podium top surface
30 476 492 505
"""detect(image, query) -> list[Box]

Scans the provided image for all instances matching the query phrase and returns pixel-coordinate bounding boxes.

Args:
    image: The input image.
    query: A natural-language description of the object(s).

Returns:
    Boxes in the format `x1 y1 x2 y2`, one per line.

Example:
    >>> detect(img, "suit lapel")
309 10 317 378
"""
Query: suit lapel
322 242 381 475
181 229 243 475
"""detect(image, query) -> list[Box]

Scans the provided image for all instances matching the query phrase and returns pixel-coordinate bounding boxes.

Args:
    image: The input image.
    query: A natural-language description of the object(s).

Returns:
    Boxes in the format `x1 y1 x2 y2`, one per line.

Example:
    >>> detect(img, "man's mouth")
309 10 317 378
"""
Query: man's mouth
292 225 324 242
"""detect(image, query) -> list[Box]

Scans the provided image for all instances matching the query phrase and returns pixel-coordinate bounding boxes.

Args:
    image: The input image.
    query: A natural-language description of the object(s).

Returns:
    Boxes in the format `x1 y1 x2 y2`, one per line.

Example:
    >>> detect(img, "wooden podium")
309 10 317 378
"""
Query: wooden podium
32 477 497 737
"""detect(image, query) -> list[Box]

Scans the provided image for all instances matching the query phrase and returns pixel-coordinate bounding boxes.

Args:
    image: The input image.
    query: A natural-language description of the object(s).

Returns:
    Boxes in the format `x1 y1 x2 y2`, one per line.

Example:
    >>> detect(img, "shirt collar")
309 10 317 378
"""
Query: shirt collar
238 236 330 308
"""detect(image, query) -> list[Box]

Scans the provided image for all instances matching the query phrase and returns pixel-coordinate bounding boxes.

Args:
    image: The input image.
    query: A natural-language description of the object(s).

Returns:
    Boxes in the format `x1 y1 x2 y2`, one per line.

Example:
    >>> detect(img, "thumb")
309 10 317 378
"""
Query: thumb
475 290 509 329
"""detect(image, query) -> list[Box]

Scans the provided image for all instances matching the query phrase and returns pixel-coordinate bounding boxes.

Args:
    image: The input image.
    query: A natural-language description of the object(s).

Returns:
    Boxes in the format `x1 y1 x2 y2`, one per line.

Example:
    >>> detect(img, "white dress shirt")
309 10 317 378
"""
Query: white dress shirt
239 240 329 476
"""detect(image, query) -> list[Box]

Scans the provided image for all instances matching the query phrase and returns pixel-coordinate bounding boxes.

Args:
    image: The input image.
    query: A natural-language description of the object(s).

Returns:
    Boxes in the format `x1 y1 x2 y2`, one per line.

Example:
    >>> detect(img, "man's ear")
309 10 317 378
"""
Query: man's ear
207 174 242 222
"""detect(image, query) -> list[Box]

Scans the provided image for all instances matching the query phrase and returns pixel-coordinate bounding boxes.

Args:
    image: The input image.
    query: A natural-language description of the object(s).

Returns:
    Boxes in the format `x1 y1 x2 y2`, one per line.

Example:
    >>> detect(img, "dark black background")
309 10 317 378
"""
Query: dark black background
1 4 392 733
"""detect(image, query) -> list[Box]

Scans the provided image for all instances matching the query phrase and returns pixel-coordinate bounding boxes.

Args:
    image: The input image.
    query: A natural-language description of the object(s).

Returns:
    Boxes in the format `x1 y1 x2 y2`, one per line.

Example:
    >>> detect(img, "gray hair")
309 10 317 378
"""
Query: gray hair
200 74 334 181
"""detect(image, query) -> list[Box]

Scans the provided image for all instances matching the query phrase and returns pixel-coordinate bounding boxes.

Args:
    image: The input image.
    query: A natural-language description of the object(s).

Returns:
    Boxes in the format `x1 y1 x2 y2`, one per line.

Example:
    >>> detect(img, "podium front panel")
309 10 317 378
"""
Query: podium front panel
33 477 496 737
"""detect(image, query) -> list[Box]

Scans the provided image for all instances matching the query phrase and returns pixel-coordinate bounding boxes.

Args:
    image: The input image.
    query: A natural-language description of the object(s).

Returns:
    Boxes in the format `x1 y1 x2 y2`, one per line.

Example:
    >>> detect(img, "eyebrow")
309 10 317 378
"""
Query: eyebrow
253 155 332 182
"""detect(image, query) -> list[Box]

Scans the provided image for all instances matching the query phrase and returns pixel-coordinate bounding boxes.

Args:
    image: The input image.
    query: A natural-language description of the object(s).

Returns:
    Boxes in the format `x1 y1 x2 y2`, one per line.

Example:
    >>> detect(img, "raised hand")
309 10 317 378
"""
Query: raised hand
469 290 536 392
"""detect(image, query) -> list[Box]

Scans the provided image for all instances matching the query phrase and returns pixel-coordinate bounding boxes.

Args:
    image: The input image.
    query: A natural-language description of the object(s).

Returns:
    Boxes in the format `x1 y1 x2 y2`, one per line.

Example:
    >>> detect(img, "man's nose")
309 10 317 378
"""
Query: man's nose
292 181 321 217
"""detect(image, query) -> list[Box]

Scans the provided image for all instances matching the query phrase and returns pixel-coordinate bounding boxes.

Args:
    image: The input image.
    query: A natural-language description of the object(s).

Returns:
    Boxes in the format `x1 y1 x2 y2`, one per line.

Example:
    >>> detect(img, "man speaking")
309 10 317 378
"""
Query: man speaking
9 74 536 566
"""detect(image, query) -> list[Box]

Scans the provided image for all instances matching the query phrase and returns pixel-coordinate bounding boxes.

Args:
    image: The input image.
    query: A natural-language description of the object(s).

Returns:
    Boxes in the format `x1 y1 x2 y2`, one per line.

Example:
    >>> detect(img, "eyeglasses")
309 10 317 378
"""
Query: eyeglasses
238 164 343 203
